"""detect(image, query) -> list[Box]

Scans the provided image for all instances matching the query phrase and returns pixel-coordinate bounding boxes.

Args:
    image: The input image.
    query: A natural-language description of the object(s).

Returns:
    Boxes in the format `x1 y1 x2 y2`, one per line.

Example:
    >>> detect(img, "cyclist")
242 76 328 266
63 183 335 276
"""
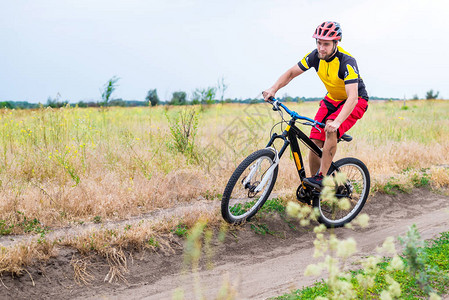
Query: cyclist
263 21 368 189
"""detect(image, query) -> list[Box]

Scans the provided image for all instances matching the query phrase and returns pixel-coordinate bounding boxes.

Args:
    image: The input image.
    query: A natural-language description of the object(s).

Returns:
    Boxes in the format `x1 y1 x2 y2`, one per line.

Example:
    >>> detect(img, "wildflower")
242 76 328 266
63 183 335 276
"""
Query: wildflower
313 224 327 234
300 219 310 227
429 292 442 300
361 255 380 274
338 198 351 210
336 237 357 258
354 213 370 228
322 176 334 187
333 172 347 185
329 234 339 251
356 274 375 289
304 263 322 276
380 290 392 300
387 255 404 271
286 201 301 217
385 275 401 298
377 236 396 254
344 223 354 229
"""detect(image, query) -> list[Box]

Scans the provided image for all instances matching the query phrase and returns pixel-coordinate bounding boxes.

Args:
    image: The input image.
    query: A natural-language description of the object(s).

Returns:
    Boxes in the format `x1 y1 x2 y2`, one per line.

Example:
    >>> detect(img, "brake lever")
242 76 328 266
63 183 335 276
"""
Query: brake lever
313 123 322 133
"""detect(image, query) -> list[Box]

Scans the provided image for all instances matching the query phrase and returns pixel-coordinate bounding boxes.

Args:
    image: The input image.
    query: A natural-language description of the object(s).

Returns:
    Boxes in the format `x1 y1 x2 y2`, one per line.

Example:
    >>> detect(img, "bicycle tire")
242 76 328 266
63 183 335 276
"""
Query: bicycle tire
221 149 279 224
313 157 370 228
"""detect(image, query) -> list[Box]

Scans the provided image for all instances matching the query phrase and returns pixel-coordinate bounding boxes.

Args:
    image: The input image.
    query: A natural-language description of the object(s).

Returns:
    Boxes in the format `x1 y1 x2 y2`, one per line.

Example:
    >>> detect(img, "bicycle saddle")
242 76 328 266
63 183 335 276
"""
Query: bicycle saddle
338 134 352 143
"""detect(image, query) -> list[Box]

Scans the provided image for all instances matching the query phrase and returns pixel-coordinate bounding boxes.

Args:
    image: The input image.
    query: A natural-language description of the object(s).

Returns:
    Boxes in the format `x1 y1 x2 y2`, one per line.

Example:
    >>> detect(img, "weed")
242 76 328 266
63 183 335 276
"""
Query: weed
172 224 188 237
0 220 13 235
259 198 285 214
250 223 271 235
411 172 430 188
382 177 411 195
165 107 199 155
148 237 159 248
93 216 102 224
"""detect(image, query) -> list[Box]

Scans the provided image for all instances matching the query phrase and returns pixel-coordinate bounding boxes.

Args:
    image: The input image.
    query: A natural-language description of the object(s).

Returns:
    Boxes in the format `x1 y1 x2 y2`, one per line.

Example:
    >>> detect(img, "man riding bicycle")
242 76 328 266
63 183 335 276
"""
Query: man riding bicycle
263 21 369 189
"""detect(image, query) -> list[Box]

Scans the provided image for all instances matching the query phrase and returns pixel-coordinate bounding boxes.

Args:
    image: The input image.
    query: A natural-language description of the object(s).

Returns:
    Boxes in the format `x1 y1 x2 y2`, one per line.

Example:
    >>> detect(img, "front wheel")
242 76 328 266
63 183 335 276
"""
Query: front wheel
313 157 370 228
221 149 279 224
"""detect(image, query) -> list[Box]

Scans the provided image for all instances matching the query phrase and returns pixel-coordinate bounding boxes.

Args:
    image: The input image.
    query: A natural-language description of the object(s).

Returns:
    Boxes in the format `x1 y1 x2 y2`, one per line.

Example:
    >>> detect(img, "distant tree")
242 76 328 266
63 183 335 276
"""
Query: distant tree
169 91 187 105
146 89 160 106
425 89 439 100
412 94 419 100
0 101 13 109
100 76 120 106
77 101 88 108
46 93 68 108
108 98 126 107
192 87 216 104
216 76 228 102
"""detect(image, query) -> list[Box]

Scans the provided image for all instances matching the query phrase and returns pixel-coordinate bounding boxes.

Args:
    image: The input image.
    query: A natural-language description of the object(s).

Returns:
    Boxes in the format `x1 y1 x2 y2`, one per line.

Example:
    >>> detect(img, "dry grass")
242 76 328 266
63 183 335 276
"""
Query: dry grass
0 100 448 275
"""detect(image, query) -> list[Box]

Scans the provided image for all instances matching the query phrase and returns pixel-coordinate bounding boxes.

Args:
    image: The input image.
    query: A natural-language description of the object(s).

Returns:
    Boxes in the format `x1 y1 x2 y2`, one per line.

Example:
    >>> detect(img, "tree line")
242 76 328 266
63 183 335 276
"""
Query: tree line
0 75 442 109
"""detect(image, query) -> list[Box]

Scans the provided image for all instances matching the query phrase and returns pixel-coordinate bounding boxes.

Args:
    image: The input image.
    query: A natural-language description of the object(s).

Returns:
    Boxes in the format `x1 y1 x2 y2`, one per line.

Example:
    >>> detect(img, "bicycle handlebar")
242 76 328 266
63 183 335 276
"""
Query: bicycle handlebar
266 97 325 128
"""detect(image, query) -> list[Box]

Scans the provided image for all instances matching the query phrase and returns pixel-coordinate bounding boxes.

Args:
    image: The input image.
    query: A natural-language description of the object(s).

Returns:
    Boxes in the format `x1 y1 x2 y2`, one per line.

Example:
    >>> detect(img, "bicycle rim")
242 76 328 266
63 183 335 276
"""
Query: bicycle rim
227 155 275 221
319 162 368 225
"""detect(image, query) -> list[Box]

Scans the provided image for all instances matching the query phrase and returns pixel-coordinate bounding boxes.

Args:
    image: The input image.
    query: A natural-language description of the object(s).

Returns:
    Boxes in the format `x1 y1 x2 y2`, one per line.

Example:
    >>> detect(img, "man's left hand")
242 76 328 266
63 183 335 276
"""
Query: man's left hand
325 120 341 133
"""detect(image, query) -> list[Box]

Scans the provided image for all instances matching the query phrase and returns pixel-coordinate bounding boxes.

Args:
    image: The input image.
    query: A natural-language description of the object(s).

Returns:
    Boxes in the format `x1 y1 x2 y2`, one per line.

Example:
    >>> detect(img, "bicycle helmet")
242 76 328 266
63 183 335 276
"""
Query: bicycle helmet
313 21 342 41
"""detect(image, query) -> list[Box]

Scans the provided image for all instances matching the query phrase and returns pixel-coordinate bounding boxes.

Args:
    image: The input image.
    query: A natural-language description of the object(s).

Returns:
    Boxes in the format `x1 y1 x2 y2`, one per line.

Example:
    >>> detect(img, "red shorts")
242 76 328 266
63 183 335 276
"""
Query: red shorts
310 96 368 142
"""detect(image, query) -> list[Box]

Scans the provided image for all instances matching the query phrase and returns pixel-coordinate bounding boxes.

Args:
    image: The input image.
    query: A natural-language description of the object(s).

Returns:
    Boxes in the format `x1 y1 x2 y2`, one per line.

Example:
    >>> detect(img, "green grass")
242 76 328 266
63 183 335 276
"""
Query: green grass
273 231 449 299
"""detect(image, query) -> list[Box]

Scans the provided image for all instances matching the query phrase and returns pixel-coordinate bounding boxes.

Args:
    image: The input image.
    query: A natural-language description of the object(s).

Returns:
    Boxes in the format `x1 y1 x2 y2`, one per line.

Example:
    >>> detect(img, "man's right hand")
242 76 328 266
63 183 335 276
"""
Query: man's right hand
262 89 276 102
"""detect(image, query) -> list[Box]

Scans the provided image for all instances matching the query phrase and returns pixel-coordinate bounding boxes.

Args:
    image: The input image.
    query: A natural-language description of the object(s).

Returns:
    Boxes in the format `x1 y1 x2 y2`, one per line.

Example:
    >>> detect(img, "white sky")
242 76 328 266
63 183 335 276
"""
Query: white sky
1 0 448 103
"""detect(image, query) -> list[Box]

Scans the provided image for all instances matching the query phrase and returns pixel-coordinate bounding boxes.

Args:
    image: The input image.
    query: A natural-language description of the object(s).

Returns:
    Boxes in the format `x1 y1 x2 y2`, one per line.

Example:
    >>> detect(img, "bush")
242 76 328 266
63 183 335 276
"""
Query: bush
426 89 439 100
165 107 199 154
146 89 160 106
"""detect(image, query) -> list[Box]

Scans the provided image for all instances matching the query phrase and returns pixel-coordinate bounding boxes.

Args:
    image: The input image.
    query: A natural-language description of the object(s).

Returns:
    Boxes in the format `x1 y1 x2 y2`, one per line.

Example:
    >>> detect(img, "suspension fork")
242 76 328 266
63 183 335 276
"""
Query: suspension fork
251 133 291 193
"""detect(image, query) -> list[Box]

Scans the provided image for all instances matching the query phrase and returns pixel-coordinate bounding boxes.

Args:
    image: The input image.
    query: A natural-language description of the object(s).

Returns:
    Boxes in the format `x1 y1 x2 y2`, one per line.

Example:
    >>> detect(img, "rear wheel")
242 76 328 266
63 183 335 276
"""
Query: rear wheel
221 149 278 224
313 157 370 228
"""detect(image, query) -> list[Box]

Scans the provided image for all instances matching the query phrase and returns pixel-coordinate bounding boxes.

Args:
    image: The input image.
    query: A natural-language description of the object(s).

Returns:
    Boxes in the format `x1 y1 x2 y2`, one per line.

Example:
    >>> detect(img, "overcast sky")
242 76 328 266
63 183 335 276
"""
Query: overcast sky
1 0 448 103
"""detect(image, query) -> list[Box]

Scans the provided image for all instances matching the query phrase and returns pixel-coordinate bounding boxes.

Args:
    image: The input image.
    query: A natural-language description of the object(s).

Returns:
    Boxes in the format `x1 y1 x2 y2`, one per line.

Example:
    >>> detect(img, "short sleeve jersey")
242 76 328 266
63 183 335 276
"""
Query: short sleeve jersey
298 46 368 102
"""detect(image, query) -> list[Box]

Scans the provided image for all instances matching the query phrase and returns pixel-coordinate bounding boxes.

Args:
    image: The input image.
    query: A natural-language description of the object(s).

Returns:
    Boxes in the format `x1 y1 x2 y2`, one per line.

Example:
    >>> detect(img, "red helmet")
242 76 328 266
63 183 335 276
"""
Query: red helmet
312 21 342 41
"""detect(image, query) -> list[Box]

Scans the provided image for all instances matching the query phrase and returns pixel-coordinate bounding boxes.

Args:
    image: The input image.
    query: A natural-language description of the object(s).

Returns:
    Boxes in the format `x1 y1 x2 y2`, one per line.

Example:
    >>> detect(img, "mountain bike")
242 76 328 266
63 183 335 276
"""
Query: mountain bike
221 98 370 228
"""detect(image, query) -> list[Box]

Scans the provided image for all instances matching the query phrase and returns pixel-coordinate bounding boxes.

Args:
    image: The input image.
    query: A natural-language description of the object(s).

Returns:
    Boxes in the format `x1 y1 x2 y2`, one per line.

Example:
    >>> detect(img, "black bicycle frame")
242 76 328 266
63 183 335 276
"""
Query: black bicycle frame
265 118 335 182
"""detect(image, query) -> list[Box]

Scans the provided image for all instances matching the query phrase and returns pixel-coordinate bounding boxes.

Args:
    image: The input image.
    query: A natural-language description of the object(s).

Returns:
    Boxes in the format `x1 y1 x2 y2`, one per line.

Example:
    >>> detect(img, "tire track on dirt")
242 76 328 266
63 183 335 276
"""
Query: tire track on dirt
82 189 449 300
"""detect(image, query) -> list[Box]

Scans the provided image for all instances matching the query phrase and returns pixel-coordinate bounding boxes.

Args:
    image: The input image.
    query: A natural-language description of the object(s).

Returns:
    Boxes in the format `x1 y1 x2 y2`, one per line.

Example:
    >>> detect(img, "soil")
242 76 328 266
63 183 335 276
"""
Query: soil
1 188 449 300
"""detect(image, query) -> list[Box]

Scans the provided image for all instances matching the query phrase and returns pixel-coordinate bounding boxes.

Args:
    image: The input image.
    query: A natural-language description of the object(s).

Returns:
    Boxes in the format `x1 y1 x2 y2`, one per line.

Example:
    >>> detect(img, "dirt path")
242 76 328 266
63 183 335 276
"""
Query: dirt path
1 189 449 299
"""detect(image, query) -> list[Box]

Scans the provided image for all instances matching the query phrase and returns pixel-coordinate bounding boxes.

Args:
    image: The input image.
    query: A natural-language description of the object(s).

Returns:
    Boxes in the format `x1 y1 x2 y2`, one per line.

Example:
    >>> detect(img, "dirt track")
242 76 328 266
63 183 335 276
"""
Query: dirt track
1 188 449 300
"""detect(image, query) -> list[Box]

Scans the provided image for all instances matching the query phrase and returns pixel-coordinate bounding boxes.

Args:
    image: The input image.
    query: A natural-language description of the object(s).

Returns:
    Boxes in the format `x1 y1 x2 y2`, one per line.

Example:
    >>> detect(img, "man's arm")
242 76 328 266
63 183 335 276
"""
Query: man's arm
263 64 304 101
325 82 358 132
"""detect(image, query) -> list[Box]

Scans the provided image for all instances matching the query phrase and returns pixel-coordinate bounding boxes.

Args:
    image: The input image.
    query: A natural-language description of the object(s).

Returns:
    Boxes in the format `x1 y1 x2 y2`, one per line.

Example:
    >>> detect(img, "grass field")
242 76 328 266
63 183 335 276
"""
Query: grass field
1 100 449 233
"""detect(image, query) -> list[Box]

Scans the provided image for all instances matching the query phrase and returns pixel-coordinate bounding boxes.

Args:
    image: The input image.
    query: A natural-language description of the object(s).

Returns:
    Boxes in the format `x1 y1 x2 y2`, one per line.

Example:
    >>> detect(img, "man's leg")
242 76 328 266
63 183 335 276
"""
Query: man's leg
309 138 324 176
320 120 338 176
304 121 337 190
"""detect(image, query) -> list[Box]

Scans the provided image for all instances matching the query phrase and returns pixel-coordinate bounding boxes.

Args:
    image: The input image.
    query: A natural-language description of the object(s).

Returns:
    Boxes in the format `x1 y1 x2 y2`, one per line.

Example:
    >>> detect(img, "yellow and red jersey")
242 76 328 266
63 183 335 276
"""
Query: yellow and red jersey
298 46 368 102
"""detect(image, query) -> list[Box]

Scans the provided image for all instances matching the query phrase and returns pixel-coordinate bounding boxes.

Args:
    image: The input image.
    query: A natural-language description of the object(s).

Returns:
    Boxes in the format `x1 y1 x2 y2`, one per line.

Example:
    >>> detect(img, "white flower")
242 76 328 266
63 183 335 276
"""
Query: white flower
380 236 396 254
333 172 347 185
354 213 370 228
300 219 310 227
338 198 351 210
385 275 401 297
429 292 442 300
336 237 357 259
380 290 392 300
314 224 327 234
322 176 334 187
387 255 404 271
304 264 322 276
286 201 301 217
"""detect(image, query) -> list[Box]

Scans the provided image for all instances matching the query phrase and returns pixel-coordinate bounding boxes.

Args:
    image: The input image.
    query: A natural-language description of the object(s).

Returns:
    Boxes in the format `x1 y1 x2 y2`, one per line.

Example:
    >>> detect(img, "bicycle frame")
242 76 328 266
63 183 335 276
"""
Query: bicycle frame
265 117 336 183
